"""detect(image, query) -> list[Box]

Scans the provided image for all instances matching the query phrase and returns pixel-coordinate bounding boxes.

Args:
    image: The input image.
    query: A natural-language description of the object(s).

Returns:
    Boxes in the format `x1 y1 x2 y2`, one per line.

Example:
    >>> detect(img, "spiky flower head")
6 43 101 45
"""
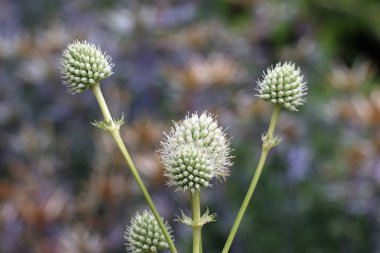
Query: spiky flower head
124 210 172 253
61 40 114 94
257 62 307 111
159 112 232 193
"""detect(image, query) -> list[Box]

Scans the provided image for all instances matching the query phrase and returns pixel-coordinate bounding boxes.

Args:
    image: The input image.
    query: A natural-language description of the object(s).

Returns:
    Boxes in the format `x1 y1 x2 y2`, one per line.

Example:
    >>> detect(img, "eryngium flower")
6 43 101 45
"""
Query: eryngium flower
159 112 232 192
61 40 114 94
124 210 172 253
257 62 307 111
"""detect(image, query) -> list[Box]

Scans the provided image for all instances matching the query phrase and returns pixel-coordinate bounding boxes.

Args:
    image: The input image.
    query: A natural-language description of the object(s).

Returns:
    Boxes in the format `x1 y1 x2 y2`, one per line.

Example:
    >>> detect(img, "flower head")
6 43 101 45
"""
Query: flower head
257 62 307 111
61 40 114 94
124 210 172 253
159 112 232 192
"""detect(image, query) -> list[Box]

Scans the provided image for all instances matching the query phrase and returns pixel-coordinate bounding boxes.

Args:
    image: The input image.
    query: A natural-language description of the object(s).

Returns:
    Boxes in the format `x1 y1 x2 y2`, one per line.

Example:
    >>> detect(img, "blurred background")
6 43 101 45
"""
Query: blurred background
0 0 380 252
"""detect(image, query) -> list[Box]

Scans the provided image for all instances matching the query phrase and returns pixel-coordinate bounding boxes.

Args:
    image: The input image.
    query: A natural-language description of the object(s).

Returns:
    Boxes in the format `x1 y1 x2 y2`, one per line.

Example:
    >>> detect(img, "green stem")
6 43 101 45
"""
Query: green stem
200 232 203 253
91 84 178 253
222 105 281 253
267 104 281 141
191 191 202 253
92 84 113 123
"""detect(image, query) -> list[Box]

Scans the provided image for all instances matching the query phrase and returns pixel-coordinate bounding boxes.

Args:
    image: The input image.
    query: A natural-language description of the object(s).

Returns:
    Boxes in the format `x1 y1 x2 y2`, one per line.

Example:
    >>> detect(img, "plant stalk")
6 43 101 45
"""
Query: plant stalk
222 105 281 253
199 232 203 253
191 191 202 253
91 84 178 253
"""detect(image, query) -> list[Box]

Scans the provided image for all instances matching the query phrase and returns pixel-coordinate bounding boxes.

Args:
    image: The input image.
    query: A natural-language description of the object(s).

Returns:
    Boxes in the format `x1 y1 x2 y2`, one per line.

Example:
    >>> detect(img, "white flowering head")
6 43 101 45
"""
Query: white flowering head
257 62 307 111
61 40 114 94
124 210 172 253
159 112 232 193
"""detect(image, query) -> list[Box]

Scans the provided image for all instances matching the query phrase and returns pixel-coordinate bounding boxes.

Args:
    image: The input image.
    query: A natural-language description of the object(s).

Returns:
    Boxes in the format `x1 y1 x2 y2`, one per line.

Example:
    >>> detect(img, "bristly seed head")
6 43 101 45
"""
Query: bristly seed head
256 62 307 111
60 40 114 94
124 210 173 253
159 112 232 193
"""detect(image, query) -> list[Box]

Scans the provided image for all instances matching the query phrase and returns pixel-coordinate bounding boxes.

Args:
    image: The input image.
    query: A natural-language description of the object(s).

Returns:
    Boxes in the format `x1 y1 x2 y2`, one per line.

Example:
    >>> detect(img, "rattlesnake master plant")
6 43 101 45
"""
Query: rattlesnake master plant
222 62 308 253
124 211 172 253
59 40 309 253
256 62 307 111
60 41 178 253
159 112 232 193
61 40 114 94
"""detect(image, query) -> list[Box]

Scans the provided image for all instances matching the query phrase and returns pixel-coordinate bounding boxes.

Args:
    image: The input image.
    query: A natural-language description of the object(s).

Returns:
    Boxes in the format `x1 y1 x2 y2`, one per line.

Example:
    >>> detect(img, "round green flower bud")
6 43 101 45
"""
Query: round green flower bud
257 62 307 111
61 40 114 94
124 210 172 253
159 112 232 192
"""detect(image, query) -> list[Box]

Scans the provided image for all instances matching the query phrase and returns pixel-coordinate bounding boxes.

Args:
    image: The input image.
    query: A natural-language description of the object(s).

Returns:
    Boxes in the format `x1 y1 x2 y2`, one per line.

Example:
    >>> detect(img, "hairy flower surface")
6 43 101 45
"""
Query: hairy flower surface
159 112 232 192
257 62 307 111
124 211 172 253
61 40 114 94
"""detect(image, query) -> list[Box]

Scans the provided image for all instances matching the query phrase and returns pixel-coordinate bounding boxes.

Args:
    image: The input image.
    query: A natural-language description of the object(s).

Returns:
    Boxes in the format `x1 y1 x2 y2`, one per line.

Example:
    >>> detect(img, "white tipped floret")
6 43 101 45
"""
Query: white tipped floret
256 62 307 111
159 112 233 193
124 210 173 253
60 40 114 94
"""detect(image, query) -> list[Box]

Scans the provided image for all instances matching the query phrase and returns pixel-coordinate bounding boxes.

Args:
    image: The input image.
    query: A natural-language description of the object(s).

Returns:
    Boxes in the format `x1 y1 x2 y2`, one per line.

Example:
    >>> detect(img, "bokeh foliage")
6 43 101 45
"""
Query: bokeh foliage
0 0 379 252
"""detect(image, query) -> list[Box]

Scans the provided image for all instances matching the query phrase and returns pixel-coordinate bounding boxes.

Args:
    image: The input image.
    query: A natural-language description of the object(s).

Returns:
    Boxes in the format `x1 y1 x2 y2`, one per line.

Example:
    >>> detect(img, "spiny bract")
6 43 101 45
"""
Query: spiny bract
159 112 232 193
124 210 172 253
61 40 114 94
257 62 307 111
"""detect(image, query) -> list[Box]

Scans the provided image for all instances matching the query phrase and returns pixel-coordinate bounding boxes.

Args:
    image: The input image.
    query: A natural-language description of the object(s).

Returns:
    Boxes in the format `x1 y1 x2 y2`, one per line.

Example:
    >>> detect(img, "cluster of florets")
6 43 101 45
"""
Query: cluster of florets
159 112 232 193
124 211 172 253
58 40 309 253
61 40 114 94
256 62 307 111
